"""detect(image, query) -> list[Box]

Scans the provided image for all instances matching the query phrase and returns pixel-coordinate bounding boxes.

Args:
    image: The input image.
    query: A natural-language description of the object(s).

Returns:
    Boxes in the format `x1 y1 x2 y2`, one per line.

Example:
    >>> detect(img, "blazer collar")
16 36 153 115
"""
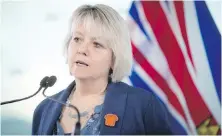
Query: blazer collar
40 81 75 135
40 81 128 135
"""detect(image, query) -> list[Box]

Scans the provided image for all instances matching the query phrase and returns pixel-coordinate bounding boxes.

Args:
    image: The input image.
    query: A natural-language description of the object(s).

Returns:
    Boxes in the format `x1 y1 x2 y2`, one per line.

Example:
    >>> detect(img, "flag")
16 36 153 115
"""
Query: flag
127 1 221 134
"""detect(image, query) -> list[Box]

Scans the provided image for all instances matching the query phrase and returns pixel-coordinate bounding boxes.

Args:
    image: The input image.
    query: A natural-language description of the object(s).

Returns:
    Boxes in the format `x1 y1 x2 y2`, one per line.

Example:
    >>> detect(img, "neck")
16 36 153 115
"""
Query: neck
74 77 108 96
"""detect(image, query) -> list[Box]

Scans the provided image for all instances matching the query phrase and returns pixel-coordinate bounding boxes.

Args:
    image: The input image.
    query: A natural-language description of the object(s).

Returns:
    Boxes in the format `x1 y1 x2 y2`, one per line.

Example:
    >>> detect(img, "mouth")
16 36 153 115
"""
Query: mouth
75 60 89 66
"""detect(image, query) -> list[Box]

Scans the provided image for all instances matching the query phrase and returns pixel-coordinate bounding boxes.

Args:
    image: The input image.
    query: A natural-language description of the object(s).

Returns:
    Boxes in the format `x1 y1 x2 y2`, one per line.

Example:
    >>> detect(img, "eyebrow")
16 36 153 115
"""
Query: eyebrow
91 37 101 41
74 31 83 36
74 31 105 42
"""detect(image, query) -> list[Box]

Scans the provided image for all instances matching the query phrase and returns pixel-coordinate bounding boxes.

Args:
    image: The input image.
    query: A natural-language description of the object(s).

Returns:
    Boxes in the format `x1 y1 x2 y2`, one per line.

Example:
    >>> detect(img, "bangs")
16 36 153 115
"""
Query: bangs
70 8 116 49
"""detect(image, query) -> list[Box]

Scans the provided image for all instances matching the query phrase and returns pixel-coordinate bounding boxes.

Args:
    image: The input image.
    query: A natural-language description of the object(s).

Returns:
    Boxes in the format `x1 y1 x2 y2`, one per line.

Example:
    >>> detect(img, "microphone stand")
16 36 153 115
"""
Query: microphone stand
0 76 49 105
1 87 43 105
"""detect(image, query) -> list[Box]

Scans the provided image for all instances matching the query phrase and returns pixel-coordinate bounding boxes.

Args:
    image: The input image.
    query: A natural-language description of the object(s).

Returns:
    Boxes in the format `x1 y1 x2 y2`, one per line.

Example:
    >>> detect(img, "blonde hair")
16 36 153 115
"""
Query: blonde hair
63 4 133 82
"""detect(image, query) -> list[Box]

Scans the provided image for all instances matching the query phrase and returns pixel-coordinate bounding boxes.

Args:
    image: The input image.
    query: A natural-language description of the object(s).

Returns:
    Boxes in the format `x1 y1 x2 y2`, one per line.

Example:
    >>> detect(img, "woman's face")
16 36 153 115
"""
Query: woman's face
67 24 113 81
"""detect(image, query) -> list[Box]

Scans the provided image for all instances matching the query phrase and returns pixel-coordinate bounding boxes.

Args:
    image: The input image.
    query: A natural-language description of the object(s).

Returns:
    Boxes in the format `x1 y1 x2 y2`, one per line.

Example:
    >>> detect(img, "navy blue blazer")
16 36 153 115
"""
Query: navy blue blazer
32 81 172 135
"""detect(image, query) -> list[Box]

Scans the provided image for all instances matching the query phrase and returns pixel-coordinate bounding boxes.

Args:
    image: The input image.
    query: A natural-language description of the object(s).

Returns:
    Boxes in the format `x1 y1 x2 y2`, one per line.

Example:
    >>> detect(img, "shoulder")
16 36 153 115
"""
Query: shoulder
115 82 172 134
32 81 75 135
115 82 169 115
113 81 157 105
34 90 65 113
111 82 172 134
111 81 165 115
112 81 151 95
32 91 64 120
32 90 65 135
33 90 64 122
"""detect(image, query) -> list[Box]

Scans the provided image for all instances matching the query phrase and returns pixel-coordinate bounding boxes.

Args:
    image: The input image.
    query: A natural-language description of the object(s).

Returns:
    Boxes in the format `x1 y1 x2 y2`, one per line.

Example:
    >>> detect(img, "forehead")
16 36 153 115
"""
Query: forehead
73 25 104 40
71 17 113 41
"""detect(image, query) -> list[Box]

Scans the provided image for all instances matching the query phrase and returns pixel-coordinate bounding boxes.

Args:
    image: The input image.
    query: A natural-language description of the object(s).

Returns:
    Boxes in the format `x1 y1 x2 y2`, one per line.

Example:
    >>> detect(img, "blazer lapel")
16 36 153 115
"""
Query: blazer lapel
100 82 128 135
40 81 75 135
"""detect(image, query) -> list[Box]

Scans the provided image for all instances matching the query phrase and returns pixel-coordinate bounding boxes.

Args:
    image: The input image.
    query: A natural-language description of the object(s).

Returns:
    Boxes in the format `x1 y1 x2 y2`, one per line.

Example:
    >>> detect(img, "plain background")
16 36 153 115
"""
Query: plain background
0 0 221 134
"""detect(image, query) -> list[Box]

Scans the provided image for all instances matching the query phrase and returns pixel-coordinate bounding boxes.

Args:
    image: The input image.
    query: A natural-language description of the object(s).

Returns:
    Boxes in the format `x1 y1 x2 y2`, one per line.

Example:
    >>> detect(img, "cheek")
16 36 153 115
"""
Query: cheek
68 44 74 56
67 46 77 66
92 52 112 70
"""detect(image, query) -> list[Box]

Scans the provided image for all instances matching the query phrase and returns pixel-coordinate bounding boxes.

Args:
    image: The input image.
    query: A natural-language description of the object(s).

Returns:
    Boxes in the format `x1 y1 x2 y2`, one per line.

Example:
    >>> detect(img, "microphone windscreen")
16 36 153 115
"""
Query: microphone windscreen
40 76 49 87
46 76 57 87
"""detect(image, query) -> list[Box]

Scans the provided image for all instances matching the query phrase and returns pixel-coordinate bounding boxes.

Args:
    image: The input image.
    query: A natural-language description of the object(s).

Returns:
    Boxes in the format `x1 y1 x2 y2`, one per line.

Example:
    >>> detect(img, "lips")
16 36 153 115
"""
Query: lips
75 60 89 66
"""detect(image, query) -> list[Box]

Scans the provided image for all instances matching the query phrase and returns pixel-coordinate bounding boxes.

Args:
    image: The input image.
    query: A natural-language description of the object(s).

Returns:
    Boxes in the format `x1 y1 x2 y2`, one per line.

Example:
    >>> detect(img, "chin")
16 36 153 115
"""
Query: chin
72 73 91 79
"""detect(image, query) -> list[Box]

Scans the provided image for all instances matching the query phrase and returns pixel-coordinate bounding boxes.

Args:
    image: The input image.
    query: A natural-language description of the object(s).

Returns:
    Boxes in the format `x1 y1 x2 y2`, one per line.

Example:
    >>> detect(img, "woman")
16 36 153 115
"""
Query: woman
32 4 172 135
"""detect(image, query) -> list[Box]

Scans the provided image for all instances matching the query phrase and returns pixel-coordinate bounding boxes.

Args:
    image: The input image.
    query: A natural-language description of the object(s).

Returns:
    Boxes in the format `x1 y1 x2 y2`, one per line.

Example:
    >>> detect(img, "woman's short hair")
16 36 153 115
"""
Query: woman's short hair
63 4 133 82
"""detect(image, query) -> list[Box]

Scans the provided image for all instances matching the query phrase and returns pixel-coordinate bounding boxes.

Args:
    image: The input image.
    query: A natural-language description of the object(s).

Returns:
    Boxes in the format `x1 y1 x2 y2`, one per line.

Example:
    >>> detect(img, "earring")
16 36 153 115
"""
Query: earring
108 69 113 83
109 69 113 76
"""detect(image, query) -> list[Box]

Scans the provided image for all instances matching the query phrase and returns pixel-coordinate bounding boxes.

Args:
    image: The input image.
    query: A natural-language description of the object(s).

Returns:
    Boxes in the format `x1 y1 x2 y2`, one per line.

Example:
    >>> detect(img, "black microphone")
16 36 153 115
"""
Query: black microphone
0 76 49 105
42 76 81 135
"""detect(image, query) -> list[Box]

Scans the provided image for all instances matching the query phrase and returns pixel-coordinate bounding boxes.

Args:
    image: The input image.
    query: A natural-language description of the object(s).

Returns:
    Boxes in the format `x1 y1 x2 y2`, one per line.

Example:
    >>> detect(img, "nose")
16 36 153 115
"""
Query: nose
77 42 89 56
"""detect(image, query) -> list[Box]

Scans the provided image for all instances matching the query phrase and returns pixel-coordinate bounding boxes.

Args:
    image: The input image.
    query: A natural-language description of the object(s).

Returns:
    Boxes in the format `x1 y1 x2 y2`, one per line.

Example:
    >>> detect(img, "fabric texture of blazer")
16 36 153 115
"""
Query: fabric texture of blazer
32 81 172 135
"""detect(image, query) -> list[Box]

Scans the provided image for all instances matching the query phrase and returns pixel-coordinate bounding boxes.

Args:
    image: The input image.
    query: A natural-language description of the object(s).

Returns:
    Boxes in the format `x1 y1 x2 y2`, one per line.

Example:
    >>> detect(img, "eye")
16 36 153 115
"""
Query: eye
73 37 80 43
93 42 103 48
